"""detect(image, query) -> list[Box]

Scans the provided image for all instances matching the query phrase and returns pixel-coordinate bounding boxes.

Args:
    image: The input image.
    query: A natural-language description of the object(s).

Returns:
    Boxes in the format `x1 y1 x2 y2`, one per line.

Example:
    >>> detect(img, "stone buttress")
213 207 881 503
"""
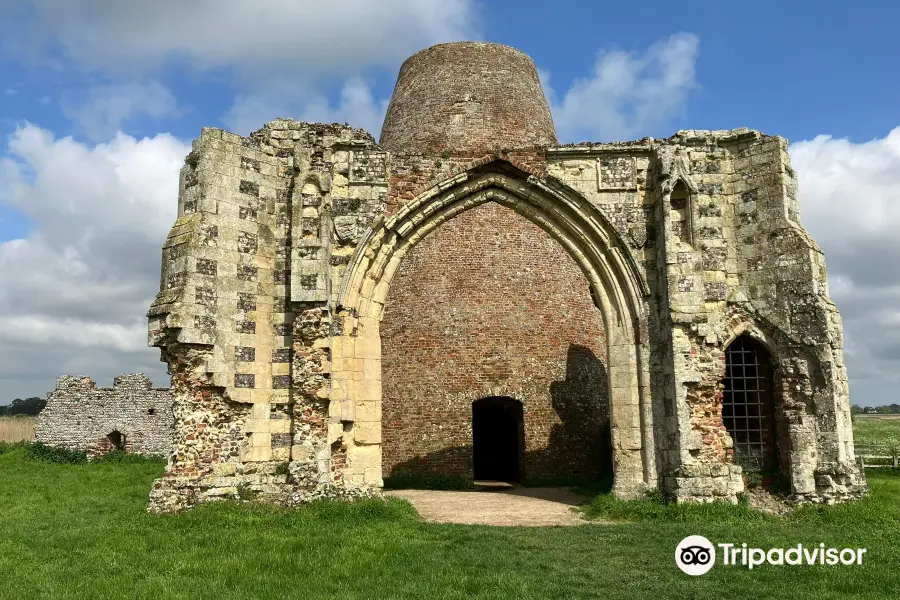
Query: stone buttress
147 122 389 511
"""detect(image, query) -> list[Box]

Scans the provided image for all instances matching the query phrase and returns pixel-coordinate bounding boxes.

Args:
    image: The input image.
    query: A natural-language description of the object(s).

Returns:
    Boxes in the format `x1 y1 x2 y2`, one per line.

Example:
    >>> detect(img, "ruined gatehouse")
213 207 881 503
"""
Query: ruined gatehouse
35 374 173 458
146 41 866 513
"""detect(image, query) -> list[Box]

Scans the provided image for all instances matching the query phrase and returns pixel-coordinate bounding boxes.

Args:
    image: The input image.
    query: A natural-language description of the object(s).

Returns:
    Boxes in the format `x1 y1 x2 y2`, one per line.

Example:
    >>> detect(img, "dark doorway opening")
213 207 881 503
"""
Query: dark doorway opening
722 336 777 471
472 396 523 482
107 430 126 451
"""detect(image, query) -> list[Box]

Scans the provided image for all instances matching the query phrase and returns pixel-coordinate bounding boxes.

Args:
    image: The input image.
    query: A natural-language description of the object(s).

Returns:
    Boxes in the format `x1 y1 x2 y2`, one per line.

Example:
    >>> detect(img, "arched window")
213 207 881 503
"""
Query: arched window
722 336 776 470
669 180 692 245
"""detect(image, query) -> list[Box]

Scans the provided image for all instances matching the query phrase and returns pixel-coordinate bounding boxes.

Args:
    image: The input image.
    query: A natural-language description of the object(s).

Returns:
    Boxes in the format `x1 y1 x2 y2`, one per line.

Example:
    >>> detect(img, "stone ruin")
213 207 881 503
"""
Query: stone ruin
146 41 866 513
35 374 173 458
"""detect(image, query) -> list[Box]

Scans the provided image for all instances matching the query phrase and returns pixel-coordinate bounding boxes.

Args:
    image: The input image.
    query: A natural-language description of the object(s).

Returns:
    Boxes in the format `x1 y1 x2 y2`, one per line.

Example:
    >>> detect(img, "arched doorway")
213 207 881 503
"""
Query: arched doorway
722 336 777 470
472 397 524 482
336 168 653 498
107 430 126 451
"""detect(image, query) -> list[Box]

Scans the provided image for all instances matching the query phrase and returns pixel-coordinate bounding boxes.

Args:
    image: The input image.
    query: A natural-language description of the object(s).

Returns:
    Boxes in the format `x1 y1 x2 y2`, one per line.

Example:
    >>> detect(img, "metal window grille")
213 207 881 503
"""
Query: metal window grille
722 336 776 470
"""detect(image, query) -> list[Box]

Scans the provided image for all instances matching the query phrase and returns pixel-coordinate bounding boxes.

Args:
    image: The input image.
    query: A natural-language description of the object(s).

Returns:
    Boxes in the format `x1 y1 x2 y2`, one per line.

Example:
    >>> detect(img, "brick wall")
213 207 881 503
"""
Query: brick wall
380 42 557 155
381 201 611 481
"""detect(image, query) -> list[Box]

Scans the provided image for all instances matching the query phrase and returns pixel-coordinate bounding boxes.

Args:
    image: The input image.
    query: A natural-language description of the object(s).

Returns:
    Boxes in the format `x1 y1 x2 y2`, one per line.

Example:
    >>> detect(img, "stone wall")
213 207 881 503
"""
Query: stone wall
35 374 173 458
147 121 389 512
146 41 865 512
547 129 866 503
381 201 610 481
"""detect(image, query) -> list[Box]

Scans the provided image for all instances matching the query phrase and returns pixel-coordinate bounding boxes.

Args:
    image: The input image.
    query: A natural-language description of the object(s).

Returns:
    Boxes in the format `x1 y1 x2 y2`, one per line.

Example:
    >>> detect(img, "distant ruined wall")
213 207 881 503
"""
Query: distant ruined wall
35 374 173 458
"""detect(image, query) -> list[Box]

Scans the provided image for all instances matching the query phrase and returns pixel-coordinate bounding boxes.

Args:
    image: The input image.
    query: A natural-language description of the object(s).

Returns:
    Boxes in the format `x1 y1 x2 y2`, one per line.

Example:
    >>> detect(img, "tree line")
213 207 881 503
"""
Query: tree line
850 404 900 415
0 397 46 416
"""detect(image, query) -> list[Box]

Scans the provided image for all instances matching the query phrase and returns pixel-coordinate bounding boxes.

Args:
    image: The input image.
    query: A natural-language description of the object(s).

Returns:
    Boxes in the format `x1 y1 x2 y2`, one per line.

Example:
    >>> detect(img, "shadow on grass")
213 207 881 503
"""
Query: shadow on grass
177 494 421 527
583 488 770 524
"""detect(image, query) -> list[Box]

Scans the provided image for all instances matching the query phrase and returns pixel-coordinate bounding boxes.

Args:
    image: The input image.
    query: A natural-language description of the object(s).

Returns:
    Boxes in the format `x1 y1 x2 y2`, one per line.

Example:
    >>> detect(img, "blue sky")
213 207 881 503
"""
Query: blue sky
0 0 899 405
4 2 897 148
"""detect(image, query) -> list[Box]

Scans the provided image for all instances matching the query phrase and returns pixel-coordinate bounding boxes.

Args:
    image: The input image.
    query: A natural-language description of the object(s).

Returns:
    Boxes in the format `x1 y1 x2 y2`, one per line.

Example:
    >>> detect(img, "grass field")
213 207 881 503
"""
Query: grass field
852 415 900 448
0 416 36 442
0 445 898 600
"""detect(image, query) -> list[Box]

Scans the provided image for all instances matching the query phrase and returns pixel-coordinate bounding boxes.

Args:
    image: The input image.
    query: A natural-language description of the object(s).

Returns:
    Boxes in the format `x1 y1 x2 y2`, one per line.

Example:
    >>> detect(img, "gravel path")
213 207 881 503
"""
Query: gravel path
386 486 590 526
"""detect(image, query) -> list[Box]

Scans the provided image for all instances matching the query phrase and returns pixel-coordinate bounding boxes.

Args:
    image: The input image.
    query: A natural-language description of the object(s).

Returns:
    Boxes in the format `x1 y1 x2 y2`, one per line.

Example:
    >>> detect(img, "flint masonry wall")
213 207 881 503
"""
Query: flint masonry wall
146 41 865 512
547 129 865 502
35 374 173 457
147 121 390 512
381 201 610 481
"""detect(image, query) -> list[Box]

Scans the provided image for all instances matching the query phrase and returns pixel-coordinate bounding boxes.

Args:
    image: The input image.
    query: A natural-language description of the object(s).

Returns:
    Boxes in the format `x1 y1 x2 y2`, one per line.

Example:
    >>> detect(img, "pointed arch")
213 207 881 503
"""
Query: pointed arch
669 178 694 246
721 335 778 471
332 161 654 498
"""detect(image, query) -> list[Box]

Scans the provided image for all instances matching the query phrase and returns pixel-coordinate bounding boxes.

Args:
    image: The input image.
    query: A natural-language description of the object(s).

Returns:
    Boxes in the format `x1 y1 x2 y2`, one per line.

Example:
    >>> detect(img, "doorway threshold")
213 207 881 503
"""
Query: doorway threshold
473 480 516 489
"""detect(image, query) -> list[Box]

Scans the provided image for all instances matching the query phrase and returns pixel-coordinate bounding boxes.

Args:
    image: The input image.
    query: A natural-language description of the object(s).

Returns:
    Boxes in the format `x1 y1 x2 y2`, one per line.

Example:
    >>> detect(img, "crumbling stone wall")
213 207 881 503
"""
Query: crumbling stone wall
146 41 864 513
381 201 610 480
35 374 173 458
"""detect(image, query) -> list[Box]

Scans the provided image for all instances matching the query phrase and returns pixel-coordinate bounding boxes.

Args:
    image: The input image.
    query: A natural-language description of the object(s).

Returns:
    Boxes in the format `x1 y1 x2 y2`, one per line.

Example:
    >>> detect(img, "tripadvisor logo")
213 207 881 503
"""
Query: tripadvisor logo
676 536 716 576
675 536 867 575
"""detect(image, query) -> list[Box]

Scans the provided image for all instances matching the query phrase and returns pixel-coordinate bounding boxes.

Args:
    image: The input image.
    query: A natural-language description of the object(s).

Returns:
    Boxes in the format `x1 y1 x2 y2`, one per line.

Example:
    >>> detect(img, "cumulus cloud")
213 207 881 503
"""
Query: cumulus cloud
225 77 390 137
3 0 476 78
60 81 180 141
545 33 700 142
790 127 900 403
0 125 188 399
1 0 477 138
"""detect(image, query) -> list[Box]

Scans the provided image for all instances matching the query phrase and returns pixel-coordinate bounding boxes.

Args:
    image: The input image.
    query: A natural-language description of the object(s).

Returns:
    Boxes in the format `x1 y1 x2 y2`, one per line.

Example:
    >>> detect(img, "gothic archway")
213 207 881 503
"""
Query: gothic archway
334 161 653 498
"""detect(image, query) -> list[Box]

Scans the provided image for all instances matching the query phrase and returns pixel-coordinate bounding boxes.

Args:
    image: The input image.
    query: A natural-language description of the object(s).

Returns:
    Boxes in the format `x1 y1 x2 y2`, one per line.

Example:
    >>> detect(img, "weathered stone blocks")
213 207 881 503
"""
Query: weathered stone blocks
146 42 865 513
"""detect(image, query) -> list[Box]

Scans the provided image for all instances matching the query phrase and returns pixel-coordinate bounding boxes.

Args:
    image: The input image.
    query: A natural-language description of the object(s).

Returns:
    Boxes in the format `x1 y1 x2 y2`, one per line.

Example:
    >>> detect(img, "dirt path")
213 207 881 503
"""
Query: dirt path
386 486 590 526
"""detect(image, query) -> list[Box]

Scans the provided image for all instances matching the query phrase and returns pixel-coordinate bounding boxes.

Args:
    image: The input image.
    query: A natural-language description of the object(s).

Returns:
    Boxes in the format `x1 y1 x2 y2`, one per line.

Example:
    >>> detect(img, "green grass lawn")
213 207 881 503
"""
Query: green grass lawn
853 416 900 448
1 446 899 599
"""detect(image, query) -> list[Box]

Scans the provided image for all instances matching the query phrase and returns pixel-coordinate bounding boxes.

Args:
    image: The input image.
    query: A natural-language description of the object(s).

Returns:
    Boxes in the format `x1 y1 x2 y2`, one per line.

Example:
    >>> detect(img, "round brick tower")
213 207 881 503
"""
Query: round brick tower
379 43 610 484
379 42 558 155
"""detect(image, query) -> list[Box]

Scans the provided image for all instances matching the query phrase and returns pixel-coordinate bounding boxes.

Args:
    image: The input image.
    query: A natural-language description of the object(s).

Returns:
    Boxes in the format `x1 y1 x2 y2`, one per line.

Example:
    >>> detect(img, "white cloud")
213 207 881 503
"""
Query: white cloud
3 0 477 79
60 81 180 141
545 33 700 142
0 125 189 399
225 76 390 136
791 127 900 403
1 0 478 138
298 77 391 138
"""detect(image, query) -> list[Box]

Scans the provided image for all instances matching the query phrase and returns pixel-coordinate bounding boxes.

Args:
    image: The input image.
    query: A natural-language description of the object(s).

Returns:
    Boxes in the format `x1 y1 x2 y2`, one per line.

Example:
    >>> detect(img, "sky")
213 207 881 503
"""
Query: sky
0 1 898 406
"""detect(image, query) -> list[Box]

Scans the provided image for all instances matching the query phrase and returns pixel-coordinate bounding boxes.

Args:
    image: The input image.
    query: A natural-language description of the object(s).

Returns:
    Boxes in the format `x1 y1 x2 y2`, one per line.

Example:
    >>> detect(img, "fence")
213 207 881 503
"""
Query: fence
856 444 900 469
